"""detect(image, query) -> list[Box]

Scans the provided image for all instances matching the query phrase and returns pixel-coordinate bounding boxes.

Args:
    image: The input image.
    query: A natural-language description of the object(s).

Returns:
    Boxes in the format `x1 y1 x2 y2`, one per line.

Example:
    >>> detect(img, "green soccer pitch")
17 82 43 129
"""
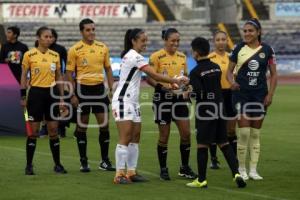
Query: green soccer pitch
0 85 299 200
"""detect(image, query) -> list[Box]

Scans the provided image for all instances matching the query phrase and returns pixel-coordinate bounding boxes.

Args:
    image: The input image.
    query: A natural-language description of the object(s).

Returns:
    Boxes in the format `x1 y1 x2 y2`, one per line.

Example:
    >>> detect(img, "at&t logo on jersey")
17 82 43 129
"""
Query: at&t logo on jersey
248 60 259 71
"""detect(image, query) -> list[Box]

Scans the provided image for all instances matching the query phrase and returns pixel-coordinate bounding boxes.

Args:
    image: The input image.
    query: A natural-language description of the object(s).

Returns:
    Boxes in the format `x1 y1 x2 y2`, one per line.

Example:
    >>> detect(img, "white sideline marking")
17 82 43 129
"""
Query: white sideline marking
0 145 293 200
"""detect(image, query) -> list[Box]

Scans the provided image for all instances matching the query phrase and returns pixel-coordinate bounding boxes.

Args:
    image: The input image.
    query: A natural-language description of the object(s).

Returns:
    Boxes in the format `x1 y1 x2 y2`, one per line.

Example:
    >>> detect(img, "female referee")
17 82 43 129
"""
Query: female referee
20 26 67 175
227 18 277 180
147 28 196 180
208 31 238 169
112 28 188 184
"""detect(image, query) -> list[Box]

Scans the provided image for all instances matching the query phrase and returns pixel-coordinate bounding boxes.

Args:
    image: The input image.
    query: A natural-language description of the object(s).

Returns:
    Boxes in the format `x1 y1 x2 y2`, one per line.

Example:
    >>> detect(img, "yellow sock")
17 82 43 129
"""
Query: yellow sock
249 128 260 171
237 127 251 169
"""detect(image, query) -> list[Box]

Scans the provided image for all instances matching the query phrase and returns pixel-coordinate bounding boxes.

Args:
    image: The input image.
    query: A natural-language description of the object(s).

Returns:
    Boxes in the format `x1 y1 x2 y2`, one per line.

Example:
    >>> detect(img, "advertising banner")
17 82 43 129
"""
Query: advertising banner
2 3 144 21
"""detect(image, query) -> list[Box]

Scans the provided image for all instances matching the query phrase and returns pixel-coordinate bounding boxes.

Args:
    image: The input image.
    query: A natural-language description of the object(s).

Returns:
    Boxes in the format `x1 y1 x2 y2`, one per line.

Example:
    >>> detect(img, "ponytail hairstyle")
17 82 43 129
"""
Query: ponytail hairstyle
161 28 179 40
121 28 145 58
245 18 262 43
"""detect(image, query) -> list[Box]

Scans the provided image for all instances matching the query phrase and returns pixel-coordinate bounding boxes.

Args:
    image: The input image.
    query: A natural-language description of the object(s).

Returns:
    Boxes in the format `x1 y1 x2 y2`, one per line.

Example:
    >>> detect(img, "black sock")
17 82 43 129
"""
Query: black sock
197 148 208 182
209 143 217 160
26 137 37 166
157 143 168 169
180 143 191 166
75 131 87 160
220 144 239 177
228 135 237 156
49 137 60 166
99 128 110 161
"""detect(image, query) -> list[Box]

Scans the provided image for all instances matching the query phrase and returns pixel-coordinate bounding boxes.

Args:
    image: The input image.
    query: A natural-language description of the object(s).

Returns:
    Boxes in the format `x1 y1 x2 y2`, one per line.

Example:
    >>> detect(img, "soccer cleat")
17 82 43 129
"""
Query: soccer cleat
80 158 90 173
234 174 247 188
160 167 171 181
54 164 67 174
25 165 35 175
186 179 208 188
238 168 249 180
114 175 131 184
99 159 116 171
249 171 263 180
178 165 198 179
127 174 148 182
210 157 220 169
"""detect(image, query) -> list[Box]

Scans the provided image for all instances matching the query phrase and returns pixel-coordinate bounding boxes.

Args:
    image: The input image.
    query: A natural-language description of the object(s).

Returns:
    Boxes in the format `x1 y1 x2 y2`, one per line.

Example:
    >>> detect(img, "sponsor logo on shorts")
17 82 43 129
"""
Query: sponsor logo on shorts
28 116 34 121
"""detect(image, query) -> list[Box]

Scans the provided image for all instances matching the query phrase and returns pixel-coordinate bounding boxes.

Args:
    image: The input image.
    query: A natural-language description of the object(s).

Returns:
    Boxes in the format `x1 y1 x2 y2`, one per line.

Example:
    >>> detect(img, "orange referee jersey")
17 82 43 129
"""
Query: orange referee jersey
149 49 187 88
66 40 111 86
22 48 61 88
208 51 231 89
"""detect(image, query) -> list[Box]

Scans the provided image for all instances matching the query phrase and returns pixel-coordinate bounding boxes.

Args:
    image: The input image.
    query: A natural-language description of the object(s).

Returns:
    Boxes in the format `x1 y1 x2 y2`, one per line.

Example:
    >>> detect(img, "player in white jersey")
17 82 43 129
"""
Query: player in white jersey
112 28 188 184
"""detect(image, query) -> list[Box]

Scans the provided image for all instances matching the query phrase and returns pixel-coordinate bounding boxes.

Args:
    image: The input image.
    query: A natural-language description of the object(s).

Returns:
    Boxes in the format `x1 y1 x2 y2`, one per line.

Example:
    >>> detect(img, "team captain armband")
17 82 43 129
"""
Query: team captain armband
268 47 277 65
268 56 276 65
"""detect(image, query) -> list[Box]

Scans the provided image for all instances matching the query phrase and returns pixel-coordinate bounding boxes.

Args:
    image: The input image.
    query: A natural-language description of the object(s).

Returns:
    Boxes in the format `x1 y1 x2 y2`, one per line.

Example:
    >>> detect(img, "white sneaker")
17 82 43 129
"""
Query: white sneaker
249 171 263 180
238 168 249 180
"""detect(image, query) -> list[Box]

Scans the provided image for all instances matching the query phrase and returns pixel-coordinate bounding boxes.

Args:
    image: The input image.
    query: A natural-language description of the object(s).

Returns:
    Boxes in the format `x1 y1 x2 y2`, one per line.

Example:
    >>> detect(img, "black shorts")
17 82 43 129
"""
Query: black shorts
27 86 59 122
196 118 228 145
152 90 189 125
222 89 236 117
232 88 267 117
76 83 110 115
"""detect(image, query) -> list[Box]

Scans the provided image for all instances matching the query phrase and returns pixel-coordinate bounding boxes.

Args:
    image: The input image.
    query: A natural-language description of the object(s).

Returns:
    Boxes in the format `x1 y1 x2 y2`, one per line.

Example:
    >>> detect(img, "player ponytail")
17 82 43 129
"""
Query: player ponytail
121 28 145 58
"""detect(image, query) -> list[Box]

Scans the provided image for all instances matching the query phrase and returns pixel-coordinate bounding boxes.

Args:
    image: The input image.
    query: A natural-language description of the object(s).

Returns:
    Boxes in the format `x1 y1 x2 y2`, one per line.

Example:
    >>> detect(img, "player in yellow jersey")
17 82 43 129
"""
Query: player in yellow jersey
147 28 196 180
207 31 237 169
66 18 115 172
20 26 67 175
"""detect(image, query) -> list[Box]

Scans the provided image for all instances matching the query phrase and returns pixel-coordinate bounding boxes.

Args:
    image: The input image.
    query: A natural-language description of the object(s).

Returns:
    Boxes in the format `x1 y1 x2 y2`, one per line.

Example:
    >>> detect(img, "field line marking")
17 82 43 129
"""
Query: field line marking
0 145 293 200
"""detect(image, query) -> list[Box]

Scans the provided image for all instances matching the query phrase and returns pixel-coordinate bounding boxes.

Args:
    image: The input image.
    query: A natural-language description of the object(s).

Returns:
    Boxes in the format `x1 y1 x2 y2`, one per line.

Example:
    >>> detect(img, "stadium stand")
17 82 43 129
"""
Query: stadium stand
4 21 212 57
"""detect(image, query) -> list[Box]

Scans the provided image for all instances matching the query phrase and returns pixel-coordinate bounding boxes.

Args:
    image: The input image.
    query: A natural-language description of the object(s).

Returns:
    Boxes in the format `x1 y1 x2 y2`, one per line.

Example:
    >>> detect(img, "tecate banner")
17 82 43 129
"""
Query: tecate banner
2 3 144 20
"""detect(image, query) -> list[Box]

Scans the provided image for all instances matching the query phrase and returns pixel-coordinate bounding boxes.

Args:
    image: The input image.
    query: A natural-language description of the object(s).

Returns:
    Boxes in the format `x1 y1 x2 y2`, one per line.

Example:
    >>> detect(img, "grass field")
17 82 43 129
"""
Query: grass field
0 85 299 200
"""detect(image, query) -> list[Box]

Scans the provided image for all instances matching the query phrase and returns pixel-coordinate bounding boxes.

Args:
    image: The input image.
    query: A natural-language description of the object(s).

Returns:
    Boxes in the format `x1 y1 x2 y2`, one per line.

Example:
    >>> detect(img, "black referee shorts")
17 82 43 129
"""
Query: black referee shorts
76 83 110 115
152 90 190 125
27 86 59 122
222 89 236 117
195 118 228 145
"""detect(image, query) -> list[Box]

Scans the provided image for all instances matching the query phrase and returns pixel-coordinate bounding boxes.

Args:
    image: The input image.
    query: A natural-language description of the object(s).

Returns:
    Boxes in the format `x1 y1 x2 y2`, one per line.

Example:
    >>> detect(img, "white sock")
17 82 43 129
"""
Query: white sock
127 143 139 171
115 144 128 171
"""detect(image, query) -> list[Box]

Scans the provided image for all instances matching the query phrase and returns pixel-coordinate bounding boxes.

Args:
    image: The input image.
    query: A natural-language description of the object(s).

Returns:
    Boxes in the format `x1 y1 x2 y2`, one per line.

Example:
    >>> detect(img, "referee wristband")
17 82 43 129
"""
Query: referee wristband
20 89 26 98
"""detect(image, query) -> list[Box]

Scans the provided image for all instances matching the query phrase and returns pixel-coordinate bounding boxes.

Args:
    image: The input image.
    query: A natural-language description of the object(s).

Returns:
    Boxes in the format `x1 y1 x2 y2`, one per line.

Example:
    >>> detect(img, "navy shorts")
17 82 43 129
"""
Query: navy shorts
232 88 267 117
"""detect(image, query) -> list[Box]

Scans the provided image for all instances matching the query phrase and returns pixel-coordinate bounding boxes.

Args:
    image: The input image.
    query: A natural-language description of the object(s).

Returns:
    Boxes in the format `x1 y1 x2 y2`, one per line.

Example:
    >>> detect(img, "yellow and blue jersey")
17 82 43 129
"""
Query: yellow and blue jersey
229 42 276 90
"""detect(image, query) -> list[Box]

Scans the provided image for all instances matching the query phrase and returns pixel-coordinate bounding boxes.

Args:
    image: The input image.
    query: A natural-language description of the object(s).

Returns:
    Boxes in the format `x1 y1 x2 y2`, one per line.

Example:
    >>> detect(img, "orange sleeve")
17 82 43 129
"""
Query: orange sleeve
104 46 111 68
66 47 76 72
149 53 159 72
21 51 30 71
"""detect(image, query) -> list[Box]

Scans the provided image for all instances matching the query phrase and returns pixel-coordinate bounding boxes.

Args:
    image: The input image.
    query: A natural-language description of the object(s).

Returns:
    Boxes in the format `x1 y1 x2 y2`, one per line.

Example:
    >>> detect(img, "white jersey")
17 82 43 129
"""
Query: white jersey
112 49 148 104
